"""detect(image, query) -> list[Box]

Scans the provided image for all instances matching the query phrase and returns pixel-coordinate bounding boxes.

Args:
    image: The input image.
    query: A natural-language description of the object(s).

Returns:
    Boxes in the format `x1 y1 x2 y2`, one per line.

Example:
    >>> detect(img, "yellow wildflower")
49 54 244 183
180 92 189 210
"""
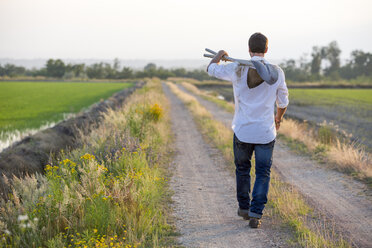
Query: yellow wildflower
80 153 96 160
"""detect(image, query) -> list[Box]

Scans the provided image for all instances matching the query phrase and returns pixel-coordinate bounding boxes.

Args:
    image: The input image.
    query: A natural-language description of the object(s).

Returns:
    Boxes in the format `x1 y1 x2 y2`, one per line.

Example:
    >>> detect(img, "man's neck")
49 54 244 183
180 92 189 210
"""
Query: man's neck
250 52 265 57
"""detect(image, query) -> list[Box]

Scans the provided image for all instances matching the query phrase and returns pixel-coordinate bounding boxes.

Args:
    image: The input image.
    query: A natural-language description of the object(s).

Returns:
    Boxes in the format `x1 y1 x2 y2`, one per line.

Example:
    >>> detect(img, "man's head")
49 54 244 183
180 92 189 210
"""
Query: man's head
248 32 268 56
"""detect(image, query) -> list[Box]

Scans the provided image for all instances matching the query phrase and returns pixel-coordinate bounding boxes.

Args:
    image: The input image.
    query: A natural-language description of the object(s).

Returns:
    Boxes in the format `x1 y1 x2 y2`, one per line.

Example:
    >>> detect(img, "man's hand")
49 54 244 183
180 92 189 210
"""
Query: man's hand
207 50 229 72
275 115 281 130
275 107 287 130
218 50 229 62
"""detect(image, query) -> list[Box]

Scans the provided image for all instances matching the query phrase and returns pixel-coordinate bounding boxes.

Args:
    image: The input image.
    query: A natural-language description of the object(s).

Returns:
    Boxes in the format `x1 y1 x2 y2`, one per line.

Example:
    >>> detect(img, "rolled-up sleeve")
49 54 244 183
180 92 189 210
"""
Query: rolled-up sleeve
276 70 289 108
207 62 238 82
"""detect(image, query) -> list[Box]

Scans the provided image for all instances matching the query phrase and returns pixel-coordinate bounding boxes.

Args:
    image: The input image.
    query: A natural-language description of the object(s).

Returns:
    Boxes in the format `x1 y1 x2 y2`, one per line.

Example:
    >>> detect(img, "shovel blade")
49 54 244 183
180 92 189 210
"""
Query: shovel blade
251 60 279 85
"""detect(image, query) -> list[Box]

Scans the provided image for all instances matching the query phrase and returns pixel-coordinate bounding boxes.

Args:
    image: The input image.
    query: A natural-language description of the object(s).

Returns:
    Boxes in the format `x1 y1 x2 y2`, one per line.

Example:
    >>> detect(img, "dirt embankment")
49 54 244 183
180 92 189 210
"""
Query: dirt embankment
0 82 144 196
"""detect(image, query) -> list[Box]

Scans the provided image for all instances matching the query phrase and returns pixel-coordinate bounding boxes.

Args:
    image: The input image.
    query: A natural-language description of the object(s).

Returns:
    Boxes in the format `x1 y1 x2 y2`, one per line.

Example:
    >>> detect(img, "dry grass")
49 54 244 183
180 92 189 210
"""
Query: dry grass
279 119 318 150
329 140 372 178
167 81 351 248
280 118 372 181
180 81 235 113
180 81 202 94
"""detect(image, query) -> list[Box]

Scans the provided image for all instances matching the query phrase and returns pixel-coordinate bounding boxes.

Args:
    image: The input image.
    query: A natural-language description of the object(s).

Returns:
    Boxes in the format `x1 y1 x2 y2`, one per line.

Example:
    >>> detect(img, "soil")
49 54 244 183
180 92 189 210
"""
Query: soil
176 84 372 248
163 83 288 248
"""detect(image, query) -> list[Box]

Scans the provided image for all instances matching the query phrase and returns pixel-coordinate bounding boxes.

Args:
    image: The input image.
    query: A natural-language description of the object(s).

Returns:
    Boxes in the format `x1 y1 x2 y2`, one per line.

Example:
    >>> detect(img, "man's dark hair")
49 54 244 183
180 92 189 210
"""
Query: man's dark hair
249 32 268 53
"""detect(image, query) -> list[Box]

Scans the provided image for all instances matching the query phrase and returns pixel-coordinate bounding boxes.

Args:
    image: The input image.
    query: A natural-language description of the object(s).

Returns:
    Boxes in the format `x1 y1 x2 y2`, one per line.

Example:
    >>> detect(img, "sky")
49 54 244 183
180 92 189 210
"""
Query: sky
1 0 372 62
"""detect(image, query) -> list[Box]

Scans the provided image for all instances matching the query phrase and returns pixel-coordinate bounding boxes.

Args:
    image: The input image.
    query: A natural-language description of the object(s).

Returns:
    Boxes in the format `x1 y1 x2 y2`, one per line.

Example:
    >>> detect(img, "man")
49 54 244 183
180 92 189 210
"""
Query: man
207 32 289 228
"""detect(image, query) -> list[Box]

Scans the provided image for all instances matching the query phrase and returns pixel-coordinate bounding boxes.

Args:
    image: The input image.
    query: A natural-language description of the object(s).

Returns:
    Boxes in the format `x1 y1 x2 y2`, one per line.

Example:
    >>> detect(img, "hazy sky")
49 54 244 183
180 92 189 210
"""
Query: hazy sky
1 0 371 61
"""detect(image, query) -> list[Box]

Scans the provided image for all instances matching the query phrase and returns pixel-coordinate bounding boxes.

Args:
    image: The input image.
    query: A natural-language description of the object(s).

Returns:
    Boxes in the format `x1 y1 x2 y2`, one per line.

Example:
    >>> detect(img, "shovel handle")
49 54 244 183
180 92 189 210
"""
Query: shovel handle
205 48 217 55
203 54 215 58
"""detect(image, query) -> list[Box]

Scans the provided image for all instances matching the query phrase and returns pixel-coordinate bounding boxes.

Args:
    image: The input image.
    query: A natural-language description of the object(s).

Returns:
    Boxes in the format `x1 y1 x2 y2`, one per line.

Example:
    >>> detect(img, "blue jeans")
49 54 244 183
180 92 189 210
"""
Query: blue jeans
233 134 275 219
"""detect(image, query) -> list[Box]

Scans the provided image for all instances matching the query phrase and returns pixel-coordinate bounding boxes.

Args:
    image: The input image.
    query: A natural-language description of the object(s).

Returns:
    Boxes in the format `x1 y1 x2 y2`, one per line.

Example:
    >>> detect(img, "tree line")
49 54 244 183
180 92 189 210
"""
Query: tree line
1 42 371 82
280 41 372 82
0 58 211 81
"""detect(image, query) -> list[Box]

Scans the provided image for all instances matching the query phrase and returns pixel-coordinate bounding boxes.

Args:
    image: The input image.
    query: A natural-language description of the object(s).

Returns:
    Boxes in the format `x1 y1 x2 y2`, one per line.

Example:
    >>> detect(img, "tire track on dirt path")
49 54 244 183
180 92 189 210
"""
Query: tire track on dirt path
176 83 372 248
162 83 283 248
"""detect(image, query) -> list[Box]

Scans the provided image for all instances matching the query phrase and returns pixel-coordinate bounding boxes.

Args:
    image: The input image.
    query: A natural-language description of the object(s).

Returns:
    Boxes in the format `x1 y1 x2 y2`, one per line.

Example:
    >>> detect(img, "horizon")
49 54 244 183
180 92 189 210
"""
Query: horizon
1 0 371 61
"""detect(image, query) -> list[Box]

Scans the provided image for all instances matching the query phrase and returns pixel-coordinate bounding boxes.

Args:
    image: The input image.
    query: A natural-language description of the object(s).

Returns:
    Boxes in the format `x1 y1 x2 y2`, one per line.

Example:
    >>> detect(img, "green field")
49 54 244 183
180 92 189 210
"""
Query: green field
0 81 133 135
288 89 372 106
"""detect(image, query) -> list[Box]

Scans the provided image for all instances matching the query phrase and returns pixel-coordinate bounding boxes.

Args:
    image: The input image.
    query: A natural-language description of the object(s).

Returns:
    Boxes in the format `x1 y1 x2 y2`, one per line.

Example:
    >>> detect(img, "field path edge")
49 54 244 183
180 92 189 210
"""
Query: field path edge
175 83 372 248
162 83 286 247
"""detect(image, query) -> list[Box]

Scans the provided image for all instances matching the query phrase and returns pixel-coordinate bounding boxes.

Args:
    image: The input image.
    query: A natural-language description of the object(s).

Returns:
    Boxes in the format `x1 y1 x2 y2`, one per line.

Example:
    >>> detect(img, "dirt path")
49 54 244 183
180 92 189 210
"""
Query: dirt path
162 83 285 248
176 84 372 247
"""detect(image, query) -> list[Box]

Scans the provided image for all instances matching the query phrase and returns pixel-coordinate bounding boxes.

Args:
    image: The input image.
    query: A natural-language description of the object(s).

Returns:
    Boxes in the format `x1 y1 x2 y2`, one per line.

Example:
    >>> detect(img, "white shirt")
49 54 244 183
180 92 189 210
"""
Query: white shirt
207 56 289 144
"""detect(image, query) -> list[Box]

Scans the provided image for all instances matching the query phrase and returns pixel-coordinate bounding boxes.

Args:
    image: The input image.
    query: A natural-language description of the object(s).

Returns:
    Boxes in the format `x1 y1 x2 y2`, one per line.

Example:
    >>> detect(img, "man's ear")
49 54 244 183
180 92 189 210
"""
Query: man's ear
264 47 268 53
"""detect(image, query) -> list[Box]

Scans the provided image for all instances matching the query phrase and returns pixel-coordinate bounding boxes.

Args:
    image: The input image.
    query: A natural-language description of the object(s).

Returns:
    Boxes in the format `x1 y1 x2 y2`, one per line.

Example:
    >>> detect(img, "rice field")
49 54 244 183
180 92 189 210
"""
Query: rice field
0 81 133 146
289 89 372 106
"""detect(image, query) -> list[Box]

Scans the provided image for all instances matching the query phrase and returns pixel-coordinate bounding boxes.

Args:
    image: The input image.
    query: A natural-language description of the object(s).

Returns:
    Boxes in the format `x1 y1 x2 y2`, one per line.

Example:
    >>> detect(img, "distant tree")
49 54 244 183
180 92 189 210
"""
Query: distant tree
71 63 85 77
323 41 341 76
0 64 4 76
113 58 120 72
32 67 47 77
144 63 156 72
63 71 75 80
119 67 133 78
86 63 106 79
46 59 66 78
0 64 26 77
340 50 372 79
156 67 175 79
186 69 210 81
310 46 324 75
280 55 314 82
171 68 187 77
350 50 372 76
104 63 116 79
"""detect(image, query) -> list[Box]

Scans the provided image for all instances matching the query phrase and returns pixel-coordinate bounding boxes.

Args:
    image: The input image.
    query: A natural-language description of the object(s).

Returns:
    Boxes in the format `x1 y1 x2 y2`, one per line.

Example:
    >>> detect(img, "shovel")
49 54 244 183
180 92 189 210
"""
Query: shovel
204 48 279 88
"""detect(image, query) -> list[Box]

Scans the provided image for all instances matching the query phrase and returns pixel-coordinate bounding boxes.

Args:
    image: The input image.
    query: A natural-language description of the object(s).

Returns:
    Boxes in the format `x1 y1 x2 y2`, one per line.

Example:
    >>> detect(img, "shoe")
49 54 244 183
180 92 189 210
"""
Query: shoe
237 208 250 220
249 217 261 228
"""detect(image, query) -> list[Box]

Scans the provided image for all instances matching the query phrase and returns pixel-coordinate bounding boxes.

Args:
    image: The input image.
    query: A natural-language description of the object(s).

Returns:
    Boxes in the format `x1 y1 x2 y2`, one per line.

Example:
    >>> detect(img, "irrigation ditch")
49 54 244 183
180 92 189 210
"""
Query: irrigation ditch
0 81 144 197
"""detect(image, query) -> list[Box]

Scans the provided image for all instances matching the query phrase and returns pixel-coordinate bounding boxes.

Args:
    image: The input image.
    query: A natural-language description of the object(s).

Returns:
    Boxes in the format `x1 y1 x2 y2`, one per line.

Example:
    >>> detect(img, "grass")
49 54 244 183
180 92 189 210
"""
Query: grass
180 82 234 113
167 81 351 247
279 118 372 186
0 80 177 247
289 88 372 106
0 81 133 135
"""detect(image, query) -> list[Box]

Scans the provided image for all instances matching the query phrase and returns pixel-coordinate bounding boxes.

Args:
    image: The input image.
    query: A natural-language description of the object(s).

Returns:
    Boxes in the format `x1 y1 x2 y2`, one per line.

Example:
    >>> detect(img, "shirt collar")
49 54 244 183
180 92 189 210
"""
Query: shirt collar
251 56 267 62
